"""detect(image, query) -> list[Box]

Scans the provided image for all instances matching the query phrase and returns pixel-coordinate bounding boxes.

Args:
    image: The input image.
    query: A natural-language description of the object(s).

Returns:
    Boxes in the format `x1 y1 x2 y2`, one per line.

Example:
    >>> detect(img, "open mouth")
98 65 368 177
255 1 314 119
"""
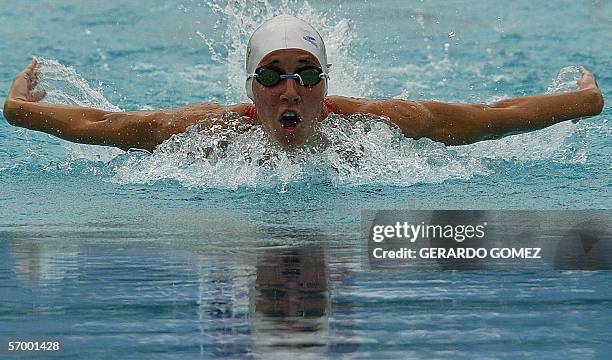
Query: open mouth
280 111 301 129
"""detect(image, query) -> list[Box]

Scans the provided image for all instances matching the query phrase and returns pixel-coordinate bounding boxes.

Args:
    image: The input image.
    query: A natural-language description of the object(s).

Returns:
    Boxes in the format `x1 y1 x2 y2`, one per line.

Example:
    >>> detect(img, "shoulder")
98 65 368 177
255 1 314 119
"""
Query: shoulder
325 96 435 139
176 102 251 116
142 103 253 125
325 96 368 115
101 102 252 134
326 96 431 119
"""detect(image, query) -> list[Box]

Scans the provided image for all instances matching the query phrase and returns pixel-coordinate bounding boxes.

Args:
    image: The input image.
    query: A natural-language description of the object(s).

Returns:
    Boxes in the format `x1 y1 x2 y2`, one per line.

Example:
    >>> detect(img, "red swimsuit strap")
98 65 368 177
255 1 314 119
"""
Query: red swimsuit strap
243 97 335 121
244 104 257 120
323 97 335 113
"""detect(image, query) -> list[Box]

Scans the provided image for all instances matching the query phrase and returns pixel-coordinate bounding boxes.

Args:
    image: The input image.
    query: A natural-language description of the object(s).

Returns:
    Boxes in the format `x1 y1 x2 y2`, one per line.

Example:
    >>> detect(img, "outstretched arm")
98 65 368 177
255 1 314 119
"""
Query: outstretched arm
328 67 604 145
3 60 249 151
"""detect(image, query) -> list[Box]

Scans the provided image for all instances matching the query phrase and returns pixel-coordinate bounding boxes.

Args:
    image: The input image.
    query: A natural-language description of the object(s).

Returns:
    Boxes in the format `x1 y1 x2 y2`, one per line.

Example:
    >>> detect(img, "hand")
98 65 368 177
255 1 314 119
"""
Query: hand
7 59 46 102
573 66 603 123
576 66 599 91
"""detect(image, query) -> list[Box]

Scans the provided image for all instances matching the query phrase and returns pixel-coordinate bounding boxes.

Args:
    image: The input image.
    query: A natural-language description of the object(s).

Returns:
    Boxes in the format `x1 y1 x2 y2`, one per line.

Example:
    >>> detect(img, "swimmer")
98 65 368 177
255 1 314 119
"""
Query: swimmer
3 15 604 152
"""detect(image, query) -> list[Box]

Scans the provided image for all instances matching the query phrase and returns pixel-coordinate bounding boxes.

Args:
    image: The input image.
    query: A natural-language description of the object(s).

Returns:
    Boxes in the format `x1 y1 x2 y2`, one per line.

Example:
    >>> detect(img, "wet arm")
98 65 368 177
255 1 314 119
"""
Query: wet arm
4 100 112 145
4 100 243 152
4 99 174 151
4 60 249 151
414 86 603 145
329 67 604 145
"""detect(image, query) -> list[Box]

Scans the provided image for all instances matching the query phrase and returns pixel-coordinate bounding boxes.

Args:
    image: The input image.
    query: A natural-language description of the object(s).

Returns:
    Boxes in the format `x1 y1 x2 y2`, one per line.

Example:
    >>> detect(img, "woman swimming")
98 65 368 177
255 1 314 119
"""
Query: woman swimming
3 15 603 152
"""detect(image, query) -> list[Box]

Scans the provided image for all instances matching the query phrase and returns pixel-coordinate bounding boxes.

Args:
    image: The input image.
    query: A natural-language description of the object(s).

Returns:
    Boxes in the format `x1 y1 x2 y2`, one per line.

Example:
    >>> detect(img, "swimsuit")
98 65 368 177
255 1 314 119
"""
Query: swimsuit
243 97 335 122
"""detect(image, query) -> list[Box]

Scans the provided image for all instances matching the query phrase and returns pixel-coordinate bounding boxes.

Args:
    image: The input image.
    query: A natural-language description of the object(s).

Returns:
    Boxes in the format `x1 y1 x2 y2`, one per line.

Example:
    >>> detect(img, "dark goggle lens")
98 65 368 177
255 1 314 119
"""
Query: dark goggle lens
255 67 323 87
297 68 321 86
257 69 281 86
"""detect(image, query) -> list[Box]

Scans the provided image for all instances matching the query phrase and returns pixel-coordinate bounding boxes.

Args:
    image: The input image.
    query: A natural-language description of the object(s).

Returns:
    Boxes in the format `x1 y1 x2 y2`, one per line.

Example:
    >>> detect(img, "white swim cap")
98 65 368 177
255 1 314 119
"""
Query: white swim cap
245 14 330 100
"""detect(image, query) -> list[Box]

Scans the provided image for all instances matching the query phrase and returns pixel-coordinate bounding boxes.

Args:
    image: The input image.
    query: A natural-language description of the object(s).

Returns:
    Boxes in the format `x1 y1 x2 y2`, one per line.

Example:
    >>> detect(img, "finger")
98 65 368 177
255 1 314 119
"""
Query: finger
26 72 36 90
576 72 589 81
23 59 41 77
24 60 36 75
30 70 41 89
579 66 592 77
32 58 41 73
25 63 43 90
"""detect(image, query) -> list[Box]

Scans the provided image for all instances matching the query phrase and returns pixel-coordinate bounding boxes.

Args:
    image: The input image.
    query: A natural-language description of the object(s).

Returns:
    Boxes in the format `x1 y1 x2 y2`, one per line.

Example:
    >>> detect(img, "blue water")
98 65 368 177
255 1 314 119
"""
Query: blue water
1 0 611 358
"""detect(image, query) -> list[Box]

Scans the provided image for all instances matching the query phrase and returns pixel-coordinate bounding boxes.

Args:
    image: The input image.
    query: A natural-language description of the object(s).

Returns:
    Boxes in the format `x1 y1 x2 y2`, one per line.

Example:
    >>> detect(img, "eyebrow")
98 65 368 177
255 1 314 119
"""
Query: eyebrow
298 59 317 65
266 60 281 66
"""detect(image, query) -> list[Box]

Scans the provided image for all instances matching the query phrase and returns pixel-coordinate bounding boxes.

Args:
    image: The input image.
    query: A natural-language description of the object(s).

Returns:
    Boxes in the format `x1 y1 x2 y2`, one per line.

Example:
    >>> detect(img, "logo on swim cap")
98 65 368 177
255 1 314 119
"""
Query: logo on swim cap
303 35 318 48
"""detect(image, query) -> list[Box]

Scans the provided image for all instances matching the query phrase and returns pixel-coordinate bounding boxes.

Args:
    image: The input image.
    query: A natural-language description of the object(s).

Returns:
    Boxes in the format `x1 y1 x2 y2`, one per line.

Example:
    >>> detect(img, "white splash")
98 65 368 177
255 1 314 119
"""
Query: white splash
547 66 580 94
196 0 371 102
111 112 490 189
24 3 593 189
35 57 124 162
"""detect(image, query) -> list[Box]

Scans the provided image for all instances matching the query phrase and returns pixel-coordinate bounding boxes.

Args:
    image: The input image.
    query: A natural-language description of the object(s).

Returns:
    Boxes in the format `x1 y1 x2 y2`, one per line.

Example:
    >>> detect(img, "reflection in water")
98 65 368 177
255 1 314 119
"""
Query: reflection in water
250 246 330 356
7 233 80 285
192 243 337 358
5 221 349 358
197 263 252 359
3 232 80 318
4 224 611 358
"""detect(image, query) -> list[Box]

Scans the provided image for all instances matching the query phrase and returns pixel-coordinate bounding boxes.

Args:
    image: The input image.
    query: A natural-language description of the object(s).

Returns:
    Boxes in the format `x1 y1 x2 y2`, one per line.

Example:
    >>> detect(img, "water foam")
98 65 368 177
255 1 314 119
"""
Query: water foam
196 0 371 102
110 112 491 189
25 3 594 189
36 58 124 162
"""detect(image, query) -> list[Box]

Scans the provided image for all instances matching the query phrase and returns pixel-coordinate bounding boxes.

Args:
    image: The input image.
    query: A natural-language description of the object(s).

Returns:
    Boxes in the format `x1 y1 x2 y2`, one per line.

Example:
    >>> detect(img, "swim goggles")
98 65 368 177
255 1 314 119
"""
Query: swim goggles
248 66 328 87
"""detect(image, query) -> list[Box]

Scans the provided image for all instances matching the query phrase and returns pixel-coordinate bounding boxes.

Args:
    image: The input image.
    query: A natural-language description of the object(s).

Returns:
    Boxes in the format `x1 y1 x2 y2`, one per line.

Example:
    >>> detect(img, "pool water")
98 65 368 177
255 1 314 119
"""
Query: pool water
1 0 611 358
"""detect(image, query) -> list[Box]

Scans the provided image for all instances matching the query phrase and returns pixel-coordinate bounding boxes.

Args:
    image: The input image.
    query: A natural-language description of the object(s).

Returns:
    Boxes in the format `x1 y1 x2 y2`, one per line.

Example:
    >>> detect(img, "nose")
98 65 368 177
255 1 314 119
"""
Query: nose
279 78 301 105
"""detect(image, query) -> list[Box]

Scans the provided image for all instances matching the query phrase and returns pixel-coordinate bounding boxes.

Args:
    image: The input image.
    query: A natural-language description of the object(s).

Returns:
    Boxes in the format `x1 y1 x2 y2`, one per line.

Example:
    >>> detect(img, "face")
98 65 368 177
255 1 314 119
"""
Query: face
252 49 327 149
